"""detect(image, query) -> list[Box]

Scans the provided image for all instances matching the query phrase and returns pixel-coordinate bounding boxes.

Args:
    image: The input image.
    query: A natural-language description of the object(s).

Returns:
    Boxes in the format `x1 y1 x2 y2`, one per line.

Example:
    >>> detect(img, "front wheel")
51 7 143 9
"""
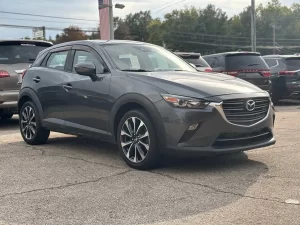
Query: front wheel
19 101 50 145
117 109 160 170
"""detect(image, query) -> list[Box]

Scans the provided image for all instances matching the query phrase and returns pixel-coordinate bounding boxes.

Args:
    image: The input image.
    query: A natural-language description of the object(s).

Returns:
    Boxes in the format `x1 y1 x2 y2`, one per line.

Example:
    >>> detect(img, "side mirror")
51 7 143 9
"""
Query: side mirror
75 62 96 77
189 63 196 68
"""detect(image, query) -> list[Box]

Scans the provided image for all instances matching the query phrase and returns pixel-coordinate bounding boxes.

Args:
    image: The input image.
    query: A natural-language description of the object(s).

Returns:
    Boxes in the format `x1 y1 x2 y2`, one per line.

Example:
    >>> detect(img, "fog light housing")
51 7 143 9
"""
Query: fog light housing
187 123 199 131
179 123 201 143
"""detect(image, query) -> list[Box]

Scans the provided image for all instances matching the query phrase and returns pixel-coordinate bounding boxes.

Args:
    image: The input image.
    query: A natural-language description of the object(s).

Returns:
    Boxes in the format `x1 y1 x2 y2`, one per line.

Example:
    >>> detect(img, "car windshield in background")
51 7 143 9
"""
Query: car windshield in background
184 57 210 68
102 44 196 72
226 54 269 70
0 43 50 64
285 58 300 71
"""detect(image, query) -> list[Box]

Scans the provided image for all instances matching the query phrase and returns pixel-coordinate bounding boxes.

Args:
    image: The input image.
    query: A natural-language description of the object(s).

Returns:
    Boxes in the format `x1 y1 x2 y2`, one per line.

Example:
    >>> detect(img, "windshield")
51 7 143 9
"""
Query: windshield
102 44 196 72
226 54 269 70
0 43 51 64
285 58 300 71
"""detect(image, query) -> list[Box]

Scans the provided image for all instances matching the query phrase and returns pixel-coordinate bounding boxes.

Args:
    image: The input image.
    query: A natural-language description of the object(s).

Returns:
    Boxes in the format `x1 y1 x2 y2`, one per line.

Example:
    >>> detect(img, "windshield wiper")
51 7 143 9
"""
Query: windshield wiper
121 69 152 72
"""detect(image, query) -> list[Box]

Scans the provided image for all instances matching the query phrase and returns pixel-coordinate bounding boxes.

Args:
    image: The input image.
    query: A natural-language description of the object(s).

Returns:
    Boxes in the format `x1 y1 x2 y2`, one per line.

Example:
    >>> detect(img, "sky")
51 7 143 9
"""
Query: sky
0 0 296 39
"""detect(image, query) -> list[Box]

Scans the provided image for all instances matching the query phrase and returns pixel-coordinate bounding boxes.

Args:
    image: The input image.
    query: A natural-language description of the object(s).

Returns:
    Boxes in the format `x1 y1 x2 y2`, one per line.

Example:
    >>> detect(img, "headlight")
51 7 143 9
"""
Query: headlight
162 94 210 109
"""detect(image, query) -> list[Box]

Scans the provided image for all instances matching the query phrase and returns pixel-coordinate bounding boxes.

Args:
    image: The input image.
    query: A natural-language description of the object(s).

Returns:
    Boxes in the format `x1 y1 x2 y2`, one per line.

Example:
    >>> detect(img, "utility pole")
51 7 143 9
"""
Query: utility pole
272 24 276 55
251 0 256 52
109 0 114 40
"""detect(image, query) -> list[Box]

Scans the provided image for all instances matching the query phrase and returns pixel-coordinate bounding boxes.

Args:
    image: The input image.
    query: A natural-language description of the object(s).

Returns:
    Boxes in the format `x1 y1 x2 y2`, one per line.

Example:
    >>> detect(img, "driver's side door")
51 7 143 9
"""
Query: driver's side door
63 45 112 139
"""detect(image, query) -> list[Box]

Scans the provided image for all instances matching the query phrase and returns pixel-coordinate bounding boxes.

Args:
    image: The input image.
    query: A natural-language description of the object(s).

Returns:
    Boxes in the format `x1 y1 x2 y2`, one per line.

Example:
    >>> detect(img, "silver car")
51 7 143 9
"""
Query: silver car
0 40 52 119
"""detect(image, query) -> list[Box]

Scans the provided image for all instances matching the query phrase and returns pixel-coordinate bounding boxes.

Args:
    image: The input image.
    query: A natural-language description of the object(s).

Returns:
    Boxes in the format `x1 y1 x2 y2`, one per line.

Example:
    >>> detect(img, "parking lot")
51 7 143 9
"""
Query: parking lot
0 103 299 225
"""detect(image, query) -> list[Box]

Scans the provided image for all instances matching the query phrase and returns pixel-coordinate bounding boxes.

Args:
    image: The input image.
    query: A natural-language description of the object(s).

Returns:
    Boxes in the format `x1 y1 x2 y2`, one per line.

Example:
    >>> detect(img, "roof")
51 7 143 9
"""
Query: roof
263 54 300 58
203 51 261 57
0 39 53 46
46 39 153 49
174 52 201 56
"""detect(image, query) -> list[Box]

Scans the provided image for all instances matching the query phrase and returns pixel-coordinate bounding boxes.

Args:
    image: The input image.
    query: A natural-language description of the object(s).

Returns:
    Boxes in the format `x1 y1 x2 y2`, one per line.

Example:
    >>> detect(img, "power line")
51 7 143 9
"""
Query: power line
0 17 97 26
0 24 98 32
155 0 187 14
0 10 99 22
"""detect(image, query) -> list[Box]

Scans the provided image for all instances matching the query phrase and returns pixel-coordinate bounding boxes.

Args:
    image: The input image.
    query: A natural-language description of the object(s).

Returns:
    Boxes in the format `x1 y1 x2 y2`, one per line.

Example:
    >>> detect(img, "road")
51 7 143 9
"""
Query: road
0 104 299 225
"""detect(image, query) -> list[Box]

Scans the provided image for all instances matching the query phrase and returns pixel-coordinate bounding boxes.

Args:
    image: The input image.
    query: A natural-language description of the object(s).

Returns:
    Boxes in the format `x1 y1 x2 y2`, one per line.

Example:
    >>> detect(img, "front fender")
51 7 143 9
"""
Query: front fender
110 93 166 148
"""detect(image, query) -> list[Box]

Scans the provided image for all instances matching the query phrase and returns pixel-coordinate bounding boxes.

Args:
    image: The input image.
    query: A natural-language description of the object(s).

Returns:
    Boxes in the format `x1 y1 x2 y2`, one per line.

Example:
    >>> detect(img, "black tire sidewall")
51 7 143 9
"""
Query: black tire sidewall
117 109 159 170
19 101 48 145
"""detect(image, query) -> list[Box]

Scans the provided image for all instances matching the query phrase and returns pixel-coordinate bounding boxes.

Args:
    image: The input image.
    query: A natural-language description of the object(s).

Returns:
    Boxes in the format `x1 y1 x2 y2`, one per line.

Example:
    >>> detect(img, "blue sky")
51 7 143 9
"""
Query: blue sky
0 0 296 39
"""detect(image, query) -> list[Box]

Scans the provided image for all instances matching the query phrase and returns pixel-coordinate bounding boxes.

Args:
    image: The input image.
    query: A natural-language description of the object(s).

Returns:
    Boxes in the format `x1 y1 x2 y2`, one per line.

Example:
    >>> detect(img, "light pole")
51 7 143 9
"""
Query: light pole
99 0 125 40
251 0 256 52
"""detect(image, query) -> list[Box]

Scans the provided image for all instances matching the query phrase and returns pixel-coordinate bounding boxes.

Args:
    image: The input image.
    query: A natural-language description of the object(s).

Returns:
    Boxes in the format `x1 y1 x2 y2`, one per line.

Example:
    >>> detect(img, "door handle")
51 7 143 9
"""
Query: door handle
63 84 72 91
33 76 40 83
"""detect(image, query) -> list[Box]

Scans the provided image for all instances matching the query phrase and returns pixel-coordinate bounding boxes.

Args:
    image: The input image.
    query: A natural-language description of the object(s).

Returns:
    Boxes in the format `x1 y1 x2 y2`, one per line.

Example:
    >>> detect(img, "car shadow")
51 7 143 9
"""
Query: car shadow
0 116 20 133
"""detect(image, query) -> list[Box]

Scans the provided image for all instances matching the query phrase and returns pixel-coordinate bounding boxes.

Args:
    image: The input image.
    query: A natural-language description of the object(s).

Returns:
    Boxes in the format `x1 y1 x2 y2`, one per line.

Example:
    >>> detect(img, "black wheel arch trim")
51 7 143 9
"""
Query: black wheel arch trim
110 93 166 148
18 88 44 125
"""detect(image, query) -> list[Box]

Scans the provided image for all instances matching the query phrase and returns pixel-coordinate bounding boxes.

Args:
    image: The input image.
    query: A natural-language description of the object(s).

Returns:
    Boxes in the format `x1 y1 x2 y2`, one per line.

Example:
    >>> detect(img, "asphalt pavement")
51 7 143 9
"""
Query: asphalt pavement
0 103 299 225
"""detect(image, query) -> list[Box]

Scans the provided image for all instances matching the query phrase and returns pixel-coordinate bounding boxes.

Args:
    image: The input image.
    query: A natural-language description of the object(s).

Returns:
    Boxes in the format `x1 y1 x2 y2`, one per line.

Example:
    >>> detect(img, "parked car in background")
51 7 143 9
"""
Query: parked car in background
203 52 271 93
174 52 212 72
263 55 300 103
0 40 53 120
19 40 275 170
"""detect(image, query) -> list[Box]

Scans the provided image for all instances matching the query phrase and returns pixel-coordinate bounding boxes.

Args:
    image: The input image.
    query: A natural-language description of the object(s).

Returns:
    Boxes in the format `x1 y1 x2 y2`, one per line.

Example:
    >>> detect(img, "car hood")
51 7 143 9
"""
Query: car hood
127 71 266 100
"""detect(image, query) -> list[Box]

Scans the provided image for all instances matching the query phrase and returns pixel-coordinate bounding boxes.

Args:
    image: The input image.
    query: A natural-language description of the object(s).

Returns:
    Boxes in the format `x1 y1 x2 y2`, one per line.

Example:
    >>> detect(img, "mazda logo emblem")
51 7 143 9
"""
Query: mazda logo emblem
246 100 256 111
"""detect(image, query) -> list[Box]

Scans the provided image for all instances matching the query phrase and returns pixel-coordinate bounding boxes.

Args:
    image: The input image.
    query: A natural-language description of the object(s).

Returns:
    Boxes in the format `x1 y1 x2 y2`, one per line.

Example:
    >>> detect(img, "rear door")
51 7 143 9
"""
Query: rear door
225 53 270 90
33 46 71 129
0 41 52 91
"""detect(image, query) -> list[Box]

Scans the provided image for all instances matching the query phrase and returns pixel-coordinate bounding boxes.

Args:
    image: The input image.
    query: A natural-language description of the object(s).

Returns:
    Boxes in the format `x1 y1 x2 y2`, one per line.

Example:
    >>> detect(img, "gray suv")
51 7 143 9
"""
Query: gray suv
0 40 52 119
19 40 276 169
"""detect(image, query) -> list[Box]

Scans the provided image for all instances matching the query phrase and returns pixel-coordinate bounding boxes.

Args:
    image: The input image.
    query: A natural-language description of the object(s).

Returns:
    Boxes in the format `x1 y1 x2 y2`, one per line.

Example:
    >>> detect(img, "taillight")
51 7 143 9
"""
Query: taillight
261 71 271 77
204 68 213 72
279 71 295 76
22 69 28 79
227 71 239 76
0 70 10 78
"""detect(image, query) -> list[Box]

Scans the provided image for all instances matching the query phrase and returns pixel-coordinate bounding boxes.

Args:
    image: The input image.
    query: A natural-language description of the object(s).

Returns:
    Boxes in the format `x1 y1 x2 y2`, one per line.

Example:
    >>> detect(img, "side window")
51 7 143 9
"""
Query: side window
210 57 219 68
46 51 68 71
73 50 104 74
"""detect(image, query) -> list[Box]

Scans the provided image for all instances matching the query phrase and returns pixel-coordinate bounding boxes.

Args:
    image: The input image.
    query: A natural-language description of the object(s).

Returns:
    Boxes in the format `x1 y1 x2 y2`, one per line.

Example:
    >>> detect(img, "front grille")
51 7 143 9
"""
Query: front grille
222 97 270 126
213 128 273 149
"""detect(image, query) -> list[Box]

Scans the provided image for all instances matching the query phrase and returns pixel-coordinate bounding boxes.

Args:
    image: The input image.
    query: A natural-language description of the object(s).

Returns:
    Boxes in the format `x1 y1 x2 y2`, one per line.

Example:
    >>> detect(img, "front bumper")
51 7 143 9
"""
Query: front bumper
0 90 18 113
155 99 275 155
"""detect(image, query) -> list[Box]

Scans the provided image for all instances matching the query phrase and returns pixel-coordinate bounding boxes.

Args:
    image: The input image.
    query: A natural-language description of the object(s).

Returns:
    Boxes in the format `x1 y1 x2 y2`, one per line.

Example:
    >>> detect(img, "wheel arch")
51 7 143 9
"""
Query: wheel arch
18 88 44 123
110 93 166 148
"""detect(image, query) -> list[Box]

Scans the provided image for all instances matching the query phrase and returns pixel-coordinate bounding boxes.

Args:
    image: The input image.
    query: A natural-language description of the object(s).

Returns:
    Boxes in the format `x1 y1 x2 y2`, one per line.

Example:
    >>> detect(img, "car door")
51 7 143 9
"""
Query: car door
34 46 71 130
63 45 112 139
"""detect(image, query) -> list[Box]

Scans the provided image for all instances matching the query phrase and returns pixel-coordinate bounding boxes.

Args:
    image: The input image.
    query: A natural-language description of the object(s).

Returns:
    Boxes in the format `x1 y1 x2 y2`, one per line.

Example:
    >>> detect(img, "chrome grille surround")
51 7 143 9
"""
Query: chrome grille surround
221 97 270 126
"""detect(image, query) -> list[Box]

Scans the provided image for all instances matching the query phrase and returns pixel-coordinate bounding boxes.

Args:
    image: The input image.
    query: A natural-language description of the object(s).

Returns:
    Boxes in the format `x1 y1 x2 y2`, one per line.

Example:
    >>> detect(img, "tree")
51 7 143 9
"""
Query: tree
147 19 163 45
124 11 153 41
55 26 88 44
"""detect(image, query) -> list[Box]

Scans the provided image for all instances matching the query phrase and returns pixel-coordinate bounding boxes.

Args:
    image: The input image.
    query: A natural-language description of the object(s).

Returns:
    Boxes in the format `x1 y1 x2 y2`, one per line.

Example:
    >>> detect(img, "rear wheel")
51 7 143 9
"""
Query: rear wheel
117 109 160 170
19 101 50 145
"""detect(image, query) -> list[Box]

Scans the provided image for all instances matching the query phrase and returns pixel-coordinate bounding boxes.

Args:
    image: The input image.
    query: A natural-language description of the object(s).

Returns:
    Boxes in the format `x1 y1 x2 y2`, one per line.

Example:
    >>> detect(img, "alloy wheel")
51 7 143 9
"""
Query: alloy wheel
20 106 36 140
120 117 150 163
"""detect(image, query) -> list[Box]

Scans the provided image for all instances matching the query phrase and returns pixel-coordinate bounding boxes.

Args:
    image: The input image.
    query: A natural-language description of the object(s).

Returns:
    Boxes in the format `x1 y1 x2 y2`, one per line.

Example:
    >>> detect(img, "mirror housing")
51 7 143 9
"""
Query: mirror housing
75 62 97 77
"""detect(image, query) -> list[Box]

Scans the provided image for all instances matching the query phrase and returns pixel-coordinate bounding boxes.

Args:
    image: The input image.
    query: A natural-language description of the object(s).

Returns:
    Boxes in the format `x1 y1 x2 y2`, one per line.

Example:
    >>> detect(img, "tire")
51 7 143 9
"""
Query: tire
117 109 160 170
19 101 50 145
0 113 13 120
